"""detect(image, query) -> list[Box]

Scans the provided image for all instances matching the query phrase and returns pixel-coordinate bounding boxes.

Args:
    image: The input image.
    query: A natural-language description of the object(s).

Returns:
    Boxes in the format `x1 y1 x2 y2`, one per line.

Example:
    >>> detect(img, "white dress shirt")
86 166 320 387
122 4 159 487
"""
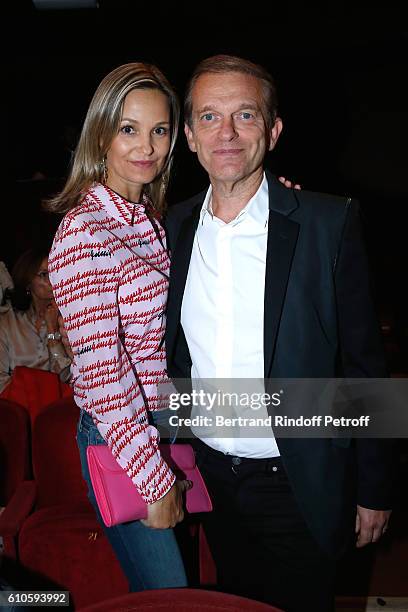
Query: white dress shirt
181 174 280 458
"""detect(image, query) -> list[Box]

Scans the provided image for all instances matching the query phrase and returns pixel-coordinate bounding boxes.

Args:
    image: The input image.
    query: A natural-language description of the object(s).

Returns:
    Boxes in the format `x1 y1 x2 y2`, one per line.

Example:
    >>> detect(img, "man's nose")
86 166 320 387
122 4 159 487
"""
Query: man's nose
219 117 238 140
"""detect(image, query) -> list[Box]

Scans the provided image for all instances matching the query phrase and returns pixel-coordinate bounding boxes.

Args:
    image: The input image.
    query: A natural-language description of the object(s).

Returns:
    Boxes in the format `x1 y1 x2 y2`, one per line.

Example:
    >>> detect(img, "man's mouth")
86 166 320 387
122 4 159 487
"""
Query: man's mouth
213 149 243 155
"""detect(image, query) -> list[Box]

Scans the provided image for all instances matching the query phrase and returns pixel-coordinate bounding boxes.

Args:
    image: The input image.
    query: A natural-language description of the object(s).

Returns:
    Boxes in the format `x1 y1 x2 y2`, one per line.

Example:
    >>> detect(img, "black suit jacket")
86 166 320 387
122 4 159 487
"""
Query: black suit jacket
164 171 393 557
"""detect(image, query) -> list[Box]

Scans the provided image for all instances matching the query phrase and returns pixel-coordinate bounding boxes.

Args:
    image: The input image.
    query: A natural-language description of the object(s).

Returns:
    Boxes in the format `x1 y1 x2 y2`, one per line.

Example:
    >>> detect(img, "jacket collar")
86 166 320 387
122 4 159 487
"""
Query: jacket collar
180 169 300 219
166 170 299 378
265 169 299 215
87 183 149 226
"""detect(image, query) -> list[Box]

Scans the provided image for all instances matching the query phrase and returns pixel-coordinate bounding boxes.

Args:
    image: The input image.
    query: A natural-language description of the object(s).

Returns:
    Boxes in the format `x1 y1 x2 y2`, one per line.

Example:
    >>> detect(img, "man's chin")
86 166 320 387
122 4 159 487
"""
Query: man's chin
209 167 248 184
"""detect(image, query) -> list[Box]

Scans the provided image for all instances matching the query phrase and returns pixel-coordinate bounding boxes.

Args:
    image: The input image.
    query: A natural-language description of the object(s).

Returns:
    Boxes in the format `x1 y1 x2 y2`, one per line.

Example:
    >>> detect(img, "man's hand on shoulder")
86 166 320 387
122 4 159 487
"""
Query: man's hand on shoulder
355 505 391 548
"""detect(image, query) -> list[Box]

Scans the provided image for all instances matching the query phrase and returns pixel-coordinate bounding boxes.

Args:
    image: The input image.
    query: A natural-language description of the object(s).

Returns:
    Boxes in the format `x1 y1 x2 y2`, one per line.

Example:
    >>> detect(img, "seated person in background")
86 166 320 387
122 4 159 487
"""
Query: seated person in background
0 262 13 314
0 247 71 394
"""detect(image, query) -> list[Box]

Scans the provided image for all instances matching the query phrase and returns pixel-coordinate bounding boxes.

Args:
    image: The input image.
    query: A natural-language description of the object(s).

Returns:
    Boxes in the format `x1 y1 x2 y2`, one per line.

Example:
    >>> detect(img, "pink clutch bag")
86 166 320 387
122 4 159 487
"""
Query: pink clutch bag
86 443 212 527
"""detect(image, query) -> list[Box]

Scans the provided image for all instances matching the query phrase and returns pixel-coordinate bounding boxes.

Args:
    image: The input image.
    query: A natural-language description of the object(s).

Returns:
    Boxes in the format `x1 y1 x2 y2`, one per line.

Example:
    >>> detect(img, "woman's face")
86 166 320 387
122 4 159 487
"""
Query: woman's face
105 88 171 202
29 257 53 302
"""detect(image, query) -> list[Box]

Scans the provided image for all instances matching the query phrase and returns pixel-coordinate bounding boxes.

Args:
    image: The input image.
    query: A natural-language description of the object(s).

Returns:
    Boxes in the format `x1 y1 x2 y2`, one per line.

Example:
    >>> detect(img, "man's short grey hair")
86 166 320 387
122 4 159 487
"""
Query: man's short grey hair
184 54 279 132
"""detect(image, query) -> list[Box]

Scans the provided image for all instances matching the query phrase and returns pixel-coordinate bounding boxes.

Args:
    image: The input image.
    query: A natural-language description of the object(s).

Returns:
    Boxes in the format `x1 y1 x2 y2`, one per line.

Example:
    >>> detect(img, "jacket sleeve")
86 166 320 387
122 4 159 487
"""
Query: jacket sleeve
49 217 175 504
334 199 394 509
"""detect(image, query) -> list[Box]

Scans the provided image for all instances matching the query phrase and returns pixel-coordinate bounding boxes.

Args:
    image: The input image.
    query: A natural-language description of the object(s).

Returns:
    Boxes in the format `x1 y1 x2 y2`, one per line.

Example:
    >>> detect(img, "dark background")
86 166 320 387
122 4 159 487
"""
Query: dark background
5 0 408 372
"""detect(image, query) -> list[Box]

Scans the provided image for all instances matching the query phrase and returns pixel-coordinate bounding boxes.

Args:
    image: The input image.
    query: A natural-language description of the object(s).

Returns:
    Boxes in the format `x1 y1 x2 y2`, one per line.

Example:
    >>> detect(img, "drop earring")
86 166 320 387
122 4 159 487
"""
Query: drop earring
101 157 108 185
160 173 168 196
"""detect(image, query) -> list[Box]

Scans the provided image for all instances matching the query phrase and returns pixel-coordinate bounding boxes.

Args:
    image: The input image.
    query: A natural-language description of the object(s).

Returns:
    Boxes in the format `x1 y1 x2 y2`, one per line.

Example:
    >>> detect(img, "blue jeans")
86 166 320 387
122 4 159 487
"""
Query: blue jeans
76 410 187 591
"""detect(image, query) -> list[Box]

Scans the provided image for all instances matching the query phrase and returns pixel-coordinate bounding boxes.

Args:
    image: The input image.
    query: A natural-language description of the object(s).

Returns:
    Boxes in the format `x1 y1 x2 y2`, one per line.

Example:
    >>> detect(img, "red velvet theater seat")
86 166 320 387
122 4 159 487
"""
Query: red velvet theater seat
77 588 283 612
0 399 31 506
13 397 129 609
0 398 32 559
0 366 72 425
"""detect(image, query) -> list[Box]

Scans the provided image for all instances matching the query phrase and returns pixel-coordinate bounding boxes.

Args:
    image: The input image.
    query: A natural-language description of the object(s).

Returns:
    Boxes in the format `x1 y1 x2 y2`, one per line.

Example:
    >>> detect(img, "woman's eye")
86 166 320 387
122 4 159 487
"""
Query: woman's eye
154 126 168 136
121 125 134 134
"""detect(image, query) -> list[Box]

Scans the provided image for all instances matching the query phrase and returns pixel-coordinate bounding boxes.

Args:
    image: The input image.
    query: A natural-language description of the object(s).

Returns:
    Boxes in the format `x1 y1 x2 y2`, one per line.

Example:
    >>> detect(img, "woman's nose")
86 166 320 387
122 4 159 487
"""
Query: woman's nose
139 134 154 156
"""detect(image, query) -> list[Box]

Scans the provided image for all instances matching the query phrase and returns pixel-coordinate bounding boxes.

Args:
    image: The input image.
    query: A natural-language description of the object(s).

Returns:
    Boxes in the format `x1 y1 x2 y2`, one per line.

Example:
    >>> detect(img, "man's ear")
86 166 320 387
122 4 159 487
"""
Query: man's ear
184 122 197 153
268 117 283 151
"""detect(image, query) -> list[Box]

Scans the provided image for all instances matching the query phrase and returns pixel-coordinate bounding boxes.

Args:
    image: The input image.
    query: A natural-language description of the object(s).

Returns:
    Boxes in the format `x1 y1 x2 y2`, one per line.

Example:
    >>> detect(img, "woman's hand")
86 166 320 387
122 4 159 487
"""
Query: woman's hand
44 299 60 332
142 479 192 529
58 313 74 360
278 176 301 190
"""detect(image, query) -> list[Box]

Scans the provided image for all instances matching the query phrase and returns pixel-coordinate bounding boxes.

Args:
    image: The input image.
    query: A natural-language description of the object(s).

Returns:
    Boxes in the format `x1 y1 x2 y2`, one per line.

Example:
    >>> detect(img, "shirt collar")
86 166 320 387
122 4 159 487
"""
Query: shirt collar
89 183 149 226
200 173 269 228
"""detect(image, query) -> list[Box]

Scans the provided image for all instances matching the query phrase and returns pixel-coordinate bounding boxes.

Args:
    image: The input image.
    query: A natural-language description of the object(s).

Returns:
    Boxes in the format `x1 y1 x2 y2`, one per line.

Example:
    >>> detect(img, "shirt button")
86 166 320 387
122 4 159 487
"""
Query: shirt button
232 457 242 465
272 466 278 472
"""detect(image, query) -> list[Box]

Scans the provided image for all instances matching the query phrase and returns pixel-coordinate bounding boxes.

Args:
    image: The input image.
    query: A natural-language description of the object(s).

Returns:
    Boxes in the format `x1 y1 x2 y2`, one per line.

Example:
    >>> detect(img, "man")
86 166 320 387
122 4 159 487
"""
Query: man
164 55 392 611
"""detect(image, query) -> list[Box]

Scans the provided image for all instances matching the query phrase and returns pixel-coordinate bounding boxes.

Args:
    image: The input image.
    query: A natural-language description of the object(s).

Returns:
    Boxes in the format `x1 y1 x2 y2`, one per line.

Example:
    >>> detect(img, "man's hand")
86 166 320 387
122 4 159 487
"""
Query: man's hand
278 176 301 190
58 313 74 360
142 479 192 529
355 505 391 548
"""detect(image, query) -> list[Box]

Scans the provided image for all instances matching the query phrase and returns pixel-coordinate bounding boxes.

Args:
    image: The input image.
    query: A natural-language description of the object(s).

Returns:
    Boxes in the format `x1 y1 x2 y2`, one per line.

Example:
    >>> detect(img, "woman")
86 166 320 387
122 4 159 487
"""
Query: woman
0 248 71 394
47 63 190 591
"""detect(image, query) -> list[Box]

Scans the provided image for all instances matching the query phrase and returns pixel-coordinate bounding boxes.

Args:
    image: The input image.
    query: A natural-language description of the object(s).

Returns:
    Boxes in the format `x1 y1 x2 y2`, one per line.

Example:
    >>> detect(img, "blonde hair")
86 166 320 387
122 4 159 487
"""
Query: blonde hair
46 62 179 215
184 54 278 133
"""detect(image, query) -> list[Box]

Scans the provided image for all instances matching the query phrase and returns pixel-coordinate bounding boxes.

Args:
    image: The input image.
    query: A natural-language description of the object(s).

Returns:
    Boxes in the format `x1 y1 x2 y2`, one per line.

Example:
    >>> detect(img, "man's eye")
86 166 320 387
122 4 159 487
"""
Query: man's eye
240 112 254 120
202 113 215 121
154 126 168 136
120 125 134 134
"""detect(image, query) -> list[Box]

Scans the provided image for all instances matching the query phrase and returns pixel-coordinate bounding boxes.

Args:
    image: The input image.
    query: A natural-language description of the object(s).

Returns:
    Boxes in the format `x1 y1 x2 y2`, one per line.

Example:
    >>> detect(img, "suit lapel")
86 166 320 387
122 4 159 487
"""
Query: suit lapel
166 173 300 376
166 201 202 361
264 173 300 377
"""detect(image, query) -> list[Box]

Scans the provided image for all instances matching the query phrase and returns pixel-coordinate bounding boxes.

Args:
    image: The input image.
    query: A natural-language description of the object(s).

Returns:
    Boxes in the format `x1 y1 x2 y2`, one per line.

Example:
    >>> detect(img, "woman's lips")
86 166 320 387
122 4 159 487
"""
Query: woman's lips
129 160 155 167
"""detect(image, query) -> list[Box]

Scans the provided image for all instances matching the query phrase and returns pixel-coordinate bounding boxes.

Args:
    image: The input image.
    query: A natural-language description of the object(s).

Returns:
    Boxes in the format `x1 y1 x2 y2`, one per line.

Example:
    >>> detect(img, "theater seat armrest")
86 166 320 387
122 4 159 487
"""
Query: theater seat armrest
0 480 36 536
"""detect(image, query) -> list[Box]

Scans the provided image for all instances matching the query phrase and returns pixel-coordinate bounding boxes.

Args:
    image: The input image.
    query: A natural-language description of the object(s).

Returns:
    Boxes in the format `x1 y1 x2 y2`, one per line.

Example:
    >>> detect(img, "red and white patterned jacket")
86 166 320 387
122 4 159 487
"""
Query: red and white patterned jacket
49 183 175 503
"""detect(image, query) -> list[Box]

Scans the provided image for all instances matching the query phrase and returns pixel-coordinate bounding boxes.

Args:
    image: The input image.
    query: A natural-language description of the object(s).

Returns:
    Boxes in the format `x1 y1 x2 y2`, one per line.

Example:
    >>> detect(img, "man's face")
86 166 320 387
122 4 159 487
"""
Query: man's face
184 71 282 186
